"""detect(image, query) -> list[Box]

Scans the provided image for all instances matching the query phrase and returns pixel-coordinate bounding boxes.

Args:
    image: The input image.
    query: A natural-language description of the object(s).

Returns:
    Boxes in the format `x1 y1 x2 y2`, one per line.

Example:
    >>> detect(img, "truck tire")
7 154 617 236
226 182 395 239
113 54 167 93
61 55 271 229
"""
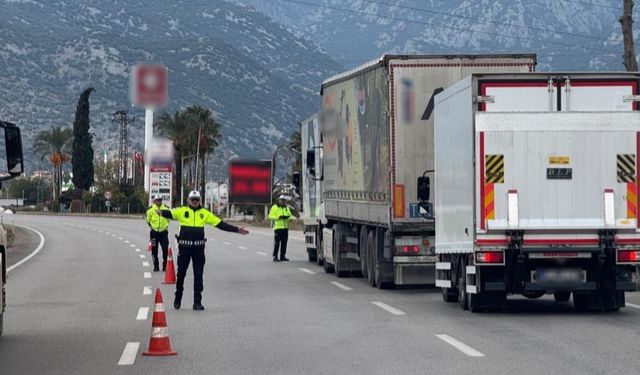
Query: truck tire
323 255 334 274
573 293 589 311
553 292 571 302
359 227 369 280
334 226 348 278
366 230 376 287
442 286 459 303
307 248 317 263
458 258 469 310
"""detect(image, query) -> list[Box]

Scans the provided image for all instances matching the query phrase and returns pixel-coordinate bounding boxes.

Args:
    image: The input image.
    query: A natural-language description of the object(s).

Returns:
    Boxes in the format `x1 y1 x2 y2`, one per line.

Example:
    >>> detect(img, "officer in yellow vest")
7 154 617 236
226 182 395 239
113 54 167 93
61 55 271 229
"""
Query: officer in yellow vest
158 190 249 311
146 195 171 271
268 195 299 262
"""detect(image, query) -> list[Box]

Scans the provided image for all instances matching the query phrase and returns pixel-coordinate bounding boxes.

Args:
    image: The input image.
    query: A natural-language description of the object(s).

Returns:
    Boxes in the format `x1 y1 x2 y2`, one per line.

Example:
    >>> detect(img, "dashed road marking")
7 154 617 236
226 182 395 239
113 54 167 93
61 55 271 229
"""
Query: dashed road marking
124 240 130 243
224 241 231 246
130 244 136 248
299 267 316 275
136 307 149 320
118 237 123 240
627 302 640 309
257 251 268 256
142 262 150 267
118 342 140 366
136 248 141 252
143 286 152 295
144 272 152 279
372 301 406 315
239 246 248 250
436 334 485 357
139 255 146 259
331 281 353 291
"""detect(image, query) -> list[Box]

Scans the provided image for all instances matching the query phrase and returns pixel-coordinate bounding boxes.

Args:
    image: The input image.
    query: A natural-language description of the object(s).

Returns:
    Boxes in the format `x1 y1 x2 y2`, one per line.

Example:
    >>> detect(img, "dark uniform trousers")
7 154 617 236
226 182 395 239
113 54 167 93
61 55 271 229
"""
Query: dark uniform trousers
176 246 206 304
150 230 169 268
273 229 289 259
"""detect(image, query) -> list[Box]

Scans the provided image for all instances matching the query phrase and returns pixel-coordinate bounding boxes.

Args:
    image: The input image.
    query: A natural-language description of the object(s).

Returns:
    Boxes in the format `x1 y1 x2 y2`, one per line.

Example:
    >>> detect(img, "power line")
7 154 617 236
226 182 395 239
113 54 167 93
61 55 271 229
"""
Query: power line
362 0 612 41
278 0 619 54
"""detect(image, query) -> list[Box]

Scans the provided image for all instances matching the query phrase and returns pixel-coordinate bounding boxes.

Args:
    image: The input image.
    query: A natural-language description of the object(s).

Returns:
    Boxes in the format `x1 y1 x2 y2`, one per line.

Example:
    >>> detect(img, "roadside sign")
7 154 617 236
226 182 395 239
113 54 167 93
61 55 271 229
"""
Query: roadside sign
131 64 168 108
104 191 112 200
228 159 272 204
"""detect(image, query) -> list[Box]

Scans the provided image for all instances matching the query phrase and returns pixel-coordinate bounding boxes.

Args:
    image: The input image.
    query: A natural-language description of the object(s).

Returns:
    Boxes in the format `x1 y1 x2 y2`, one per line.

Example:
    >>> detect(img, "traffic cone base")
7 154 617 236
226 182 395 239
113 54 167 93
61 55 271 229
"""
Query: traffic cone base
143 288 177 356
163 247 176 284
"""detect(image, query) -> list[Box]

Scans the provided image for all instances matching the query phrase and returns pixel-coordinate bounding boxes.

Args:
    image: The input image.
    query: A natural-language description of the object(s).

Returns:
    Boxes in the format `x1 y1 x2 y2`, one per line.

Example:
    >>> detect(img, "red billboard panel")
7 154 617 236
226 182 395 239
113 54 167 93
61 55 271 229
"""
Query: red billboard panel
229 159 272 204
131 64 168 108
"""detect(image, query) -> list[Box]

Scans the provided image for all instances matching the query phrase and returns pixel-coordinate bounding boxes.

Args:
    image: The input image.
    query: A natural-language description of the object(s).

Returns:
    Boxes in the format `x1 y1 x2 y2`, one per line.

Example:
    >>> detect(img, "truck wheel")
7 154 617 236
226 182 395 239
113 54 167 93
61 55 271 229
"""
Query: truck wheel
334 226 348 278
359 227 368 280
458 259 469 310
307 248 317 263
442 286 459 303
366 230 376 287
573 293 590 311
323 255 334 274
553 292 571 302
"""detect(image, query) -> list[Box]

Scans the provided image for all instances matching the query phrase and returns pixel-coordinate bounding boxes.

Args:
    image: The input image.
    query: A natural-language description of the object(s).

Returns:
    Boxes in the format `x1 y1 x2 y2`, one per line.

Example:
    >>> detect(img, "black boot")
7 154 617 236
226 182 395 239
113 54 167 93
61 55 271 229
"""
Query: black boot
273 256 279 262
153 255 159 272
193 303 205 311
162 261 167 271
174 293 182 310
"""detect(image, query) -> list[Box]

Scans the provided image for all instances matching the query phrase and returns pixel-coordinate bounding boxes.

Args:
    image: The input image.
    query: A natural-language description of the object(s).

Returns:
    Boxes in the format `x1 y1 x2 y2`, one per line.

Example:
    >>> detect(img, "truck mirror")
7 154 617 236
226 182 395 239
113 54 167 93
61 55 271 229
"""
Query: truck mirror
306 150 316 177
5 126 23 175
417 176 430 201
292 171 301 192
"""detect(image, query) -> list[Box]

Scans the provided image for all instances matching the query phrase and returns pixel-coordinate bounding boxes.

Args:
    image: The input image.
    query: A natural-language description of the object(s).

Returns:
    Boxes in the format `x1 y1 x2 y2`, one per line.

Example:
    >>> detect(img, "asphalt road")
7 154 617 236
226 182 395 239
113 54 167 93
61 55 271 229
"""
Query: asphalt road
1 214 640 374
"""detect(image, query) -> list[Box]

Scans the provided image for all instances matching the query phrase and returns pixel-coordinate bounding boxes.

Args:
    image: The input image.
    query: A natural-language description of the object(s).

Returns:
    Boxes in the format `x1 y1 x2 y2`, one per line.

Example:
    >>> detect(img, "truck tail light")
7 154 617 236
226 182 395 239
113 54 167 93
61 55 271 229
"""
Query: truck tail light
617 249 640 263
394 245 420 255
475 251 504 264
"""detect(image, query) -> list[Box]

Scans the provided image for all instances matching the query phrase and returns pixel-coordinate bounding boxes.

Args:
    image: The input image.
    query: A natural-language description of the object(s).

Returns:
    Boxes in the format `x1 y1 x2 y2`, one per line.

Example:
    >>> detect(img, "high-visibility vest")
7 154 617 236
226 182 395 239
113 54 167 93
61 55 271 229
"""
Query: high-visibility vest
146 204 170 232
268 204 292 230
170 205 221 241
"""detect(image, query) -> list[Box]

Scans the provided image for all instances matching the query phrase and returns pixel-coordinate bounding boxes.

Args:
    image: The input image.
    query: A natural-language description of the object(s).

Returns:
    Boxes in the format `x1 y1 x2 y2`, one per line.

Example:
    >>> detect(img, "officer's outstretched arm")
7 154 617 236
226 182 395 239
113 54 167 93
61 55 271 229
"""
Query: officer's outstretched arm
158 208 175 220
207 211 249 235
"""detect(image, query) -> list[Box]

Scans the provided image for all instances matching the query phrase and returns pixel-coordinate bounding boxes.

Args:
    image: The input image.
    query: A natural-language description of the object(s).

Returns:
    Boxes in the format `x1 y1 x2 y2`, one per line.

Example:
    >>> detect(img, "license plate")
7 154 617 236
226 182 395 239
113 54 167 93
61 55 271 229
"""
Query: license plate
535 268 584 283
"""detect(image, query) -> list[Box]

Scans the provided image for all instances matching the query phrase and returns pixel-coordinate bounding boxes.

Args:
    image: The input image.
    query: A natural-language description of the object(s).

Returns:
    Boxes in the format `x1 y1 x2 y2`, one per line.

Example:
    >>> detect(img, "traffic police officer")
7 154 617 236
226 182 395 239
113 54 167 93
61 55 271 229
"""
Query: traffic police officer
158 190 249 311
268 195 299 262
146 194 170 271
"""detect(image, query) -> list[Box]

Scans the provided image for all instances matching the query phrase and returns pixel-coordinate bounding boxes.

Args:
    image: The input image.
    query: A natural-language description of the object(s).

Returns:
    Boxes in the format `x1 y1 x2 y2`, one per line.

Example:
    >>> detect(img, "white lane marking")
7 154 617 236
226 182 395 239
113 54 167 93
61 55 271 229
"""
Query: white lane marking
142 262 150 267
124 240 130 243
139 254 146 259
112 234 117 237
372 301 406 316
436 334 485 357
144 272 152 278
118 237 123 240
129 244 136 248
136 307 150 320
224 241 231 245
118 342 140 366
238 246 248 250
7 225 46 273
299 267 316 275
331 281 353 291
143 286 152 295
257 251 268 256
135 248 141 252
627 302 640 309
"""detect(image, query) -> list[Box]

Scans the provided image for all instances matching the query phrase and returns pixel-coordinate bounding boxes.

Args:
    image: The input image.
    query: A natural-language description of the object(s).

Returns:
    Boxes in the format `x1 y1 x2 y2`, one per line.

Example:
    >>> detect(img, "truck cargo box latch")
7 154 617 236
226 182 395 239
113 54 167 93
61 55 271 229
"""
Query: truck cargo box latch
623 95 640 102
474 95 495 104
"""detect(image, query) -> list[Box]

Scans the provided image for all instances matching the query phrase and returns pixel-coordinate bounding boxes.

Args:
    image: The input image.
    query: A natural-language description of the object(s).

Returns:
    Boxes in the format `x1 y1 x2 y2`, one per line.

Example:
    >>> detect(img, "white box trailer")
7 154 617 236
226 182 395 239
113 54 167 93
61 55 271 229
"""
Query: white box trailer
434 73 640 311
306 54 536 287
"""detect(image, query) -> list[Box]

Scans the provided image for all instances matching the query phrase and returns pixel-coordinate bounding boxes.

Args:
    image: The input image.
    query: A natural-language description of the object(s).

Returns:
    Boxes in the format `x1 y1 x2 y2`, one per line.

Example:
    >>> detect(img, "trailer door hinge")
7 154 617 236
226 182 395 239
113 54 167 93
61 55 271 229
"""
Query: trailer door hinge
474 95 495 104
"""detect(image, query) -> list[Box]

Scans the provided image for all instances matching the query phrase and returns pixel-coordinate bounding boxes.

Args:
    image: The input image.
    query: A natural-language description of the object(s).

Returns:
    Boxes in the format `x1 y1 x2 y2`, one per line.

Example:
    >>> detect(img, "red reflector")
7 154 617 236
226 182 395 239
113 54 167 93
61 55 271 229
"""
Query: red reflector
412 245 420 254
476 251 504 264
618 250 640 263
402 246 409 254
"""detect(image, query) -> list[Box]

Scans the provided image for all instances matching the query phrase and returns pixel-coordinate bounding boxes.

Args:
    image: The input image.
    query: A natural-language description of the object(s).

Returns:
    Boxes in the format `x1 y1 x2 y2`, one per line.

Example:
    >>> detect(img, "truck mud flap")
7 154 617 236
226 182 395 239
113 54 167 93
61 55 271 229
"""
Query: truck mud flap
435 262 451 288
378 260 395 285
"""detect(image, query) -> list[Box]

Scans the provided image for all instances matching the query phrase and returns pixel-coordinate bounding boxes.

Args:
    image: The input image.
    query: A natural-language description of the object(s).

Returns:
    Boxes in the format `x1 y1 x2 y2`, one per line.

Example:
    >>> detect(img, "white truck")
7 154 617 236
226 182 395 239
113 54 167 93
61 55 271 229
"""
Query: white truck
434 73 640 311
300 113 323 262
305 54 536 287
0 120 25 335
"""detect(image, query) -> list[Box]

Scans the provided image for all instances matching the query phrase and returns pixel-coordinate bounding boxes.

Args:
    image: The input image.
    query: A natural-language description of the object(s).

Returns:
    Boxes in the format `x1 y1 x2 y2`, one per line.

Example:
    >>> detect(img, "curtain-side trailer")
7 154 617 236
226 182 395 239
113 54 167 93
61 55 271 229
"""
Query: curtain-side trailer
307 54 536 287
434 73 640 311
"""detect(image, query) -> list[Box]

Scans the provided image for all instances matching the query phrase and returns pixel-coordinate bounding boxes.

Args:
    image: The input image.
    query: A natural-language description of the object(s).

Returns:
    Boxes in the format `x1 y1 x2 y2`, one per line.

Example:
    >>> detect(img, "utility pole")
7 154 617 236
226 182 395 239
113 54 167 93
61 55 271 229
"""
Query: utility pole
621 0 638 71
112 110 136 185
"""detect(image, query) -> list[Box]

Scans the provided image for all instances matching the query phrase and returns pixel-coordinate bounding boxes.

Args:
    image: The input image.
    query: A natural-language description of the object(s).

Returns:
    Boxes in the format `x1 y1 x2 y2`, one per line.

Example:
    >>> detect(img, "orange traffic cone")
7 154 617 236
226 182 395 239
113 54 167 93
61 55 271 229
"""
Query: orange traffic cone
147 242 152 252
162 248 176 284
143 288 177 356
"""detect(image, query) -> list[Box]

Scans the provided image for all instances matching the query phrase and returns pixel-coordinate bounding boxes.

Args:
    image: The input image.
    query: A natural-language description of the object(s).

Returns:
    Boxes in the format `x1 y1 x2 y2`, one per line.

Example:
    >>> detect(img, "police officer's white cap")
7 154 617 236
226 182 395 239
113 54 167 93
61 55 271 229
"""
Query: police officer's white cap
188 190 201 199
152 194 163 201
278 195 287 200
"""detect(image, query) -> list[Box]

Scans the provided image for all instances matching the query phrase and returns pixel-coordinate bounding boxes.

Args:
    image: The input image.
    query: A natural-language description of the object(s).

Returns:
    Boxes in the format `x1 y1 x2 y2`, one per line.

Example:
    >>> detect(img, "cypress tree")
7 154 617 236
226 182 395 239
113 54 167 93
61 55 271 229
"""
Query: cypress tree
72 87 95 190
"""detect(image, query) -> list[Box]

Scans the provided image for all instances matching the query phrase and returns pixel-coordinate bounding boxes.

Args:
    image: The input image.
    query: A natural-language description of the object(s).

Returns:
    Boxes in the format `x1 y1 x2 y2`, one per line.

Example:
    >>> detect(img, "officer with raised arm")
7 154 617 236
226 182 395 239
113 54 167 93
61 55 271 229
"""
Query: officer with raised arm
158 190 249 311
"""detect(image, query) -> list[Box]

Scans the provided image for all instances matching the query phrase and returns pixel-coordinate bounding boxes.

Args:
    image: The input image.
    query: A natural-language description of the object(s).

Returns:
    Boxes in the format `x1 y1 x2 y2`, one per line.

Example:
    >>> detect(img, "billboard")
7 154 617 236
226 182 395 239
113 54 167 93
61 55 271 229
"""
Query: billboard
131 64 168 108
228 159 272 204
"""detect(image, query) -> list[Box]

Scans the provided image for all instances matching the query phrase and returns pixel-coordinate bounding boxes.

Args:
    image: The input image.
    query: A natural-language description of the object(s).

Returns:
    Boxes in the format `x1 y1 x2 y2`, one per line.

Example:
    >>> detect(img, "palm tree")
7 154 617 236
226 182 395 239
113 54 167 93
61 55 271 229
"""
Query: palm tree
182 105 222 195
33 126 74 201
157 111 187 205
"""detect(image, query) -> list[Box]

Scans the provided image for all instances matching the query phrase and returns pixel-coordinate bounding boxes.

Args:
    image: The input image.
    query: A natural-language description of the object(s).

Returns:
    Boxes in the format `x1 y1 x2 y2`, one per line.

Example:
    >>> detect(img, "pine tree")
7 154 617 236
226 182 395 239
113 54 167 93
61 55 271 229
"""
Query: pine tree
71 87 95 190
